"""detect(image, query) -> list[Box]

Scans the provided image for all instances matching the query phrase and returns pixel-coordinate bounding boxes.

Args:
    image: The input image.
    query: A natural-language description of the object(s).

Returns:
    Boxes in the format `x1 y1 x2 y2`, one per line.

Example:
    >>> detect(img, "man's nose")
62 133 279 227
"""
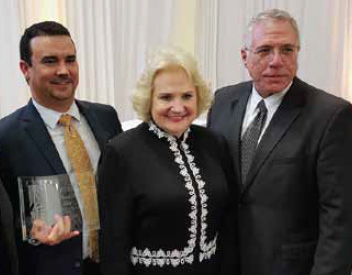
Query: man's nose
56 63 69 75
269 50 284 66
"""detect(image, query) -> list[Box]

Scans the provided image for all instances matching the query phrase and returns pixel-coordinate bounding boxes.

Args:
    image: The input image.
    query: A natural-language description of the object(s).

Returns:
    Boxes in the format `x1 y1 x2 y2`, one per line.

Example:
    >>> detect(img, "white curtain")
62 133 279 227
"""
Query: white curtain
0 0 29 117
65 0 176 121
0 0 351 121
200 0 352 100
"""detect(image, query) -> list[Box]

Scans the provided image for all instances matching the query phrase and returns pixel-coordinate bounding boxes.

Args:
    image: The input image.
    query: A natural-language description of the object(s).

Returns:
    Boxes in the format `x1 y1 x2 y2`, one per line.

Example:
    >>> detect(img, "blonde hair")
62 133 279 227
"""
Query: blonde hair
132 46 212 122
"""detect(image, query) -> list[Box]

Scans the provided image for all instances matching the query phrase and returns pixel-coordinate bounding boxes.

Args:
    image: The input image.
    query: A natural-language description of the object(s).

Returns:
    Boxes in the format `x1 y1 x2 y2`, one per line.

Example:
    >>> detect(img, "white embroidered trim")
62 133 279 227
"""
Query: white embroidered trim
129 122 217 268
181 138 218 262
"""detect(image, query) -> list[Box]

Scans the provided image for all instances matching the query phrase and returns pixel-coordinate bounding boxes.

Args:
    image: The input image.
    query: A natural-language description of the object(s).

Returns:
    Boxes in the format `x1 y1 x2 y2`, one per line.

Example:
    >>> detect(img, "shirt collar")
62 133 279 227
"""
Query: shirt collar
249 82 292 111
32 99 81 129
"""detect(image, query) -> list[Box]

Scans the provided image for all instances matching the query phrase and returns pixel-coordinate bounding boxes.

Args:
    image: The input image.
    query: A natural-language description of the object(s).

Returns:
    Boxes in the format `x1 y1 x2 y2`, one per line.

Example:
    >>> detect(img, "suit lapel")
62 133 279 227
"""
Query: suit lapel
241 79 305 195
77 100 110 149
230 86 251 179
216 83 252 180
21 100 66 174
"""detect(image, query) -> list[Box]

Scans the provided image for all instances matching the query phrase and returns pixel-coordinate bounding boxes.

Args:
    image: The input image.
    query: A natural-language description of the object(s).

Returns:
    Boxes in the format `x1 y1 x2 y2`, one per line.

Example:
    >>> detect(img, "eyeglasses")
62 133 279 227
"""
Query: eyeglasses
245 45 299 60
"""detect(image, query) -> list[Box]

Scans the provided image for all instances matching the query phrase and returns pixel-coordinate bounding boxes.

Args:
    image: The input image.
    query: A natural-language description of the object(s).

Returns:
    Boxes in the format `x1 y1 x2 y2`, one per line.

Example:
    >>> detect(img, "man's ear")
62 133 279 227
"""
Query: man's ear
241 49 248 67
19 60 30 83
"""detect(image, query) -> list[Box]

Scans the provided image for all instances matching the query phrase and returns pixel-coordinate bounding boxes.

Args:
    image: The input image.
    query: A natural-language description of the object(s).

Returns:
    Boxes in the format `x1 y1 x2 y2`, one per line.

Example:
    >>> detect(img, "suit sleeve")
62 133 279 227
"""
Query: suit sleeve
98 142 133 275
106 105 123 135
206 89 221 128
206 105 214 128
312 103 352 274
0 179 18 275
216 136 240 275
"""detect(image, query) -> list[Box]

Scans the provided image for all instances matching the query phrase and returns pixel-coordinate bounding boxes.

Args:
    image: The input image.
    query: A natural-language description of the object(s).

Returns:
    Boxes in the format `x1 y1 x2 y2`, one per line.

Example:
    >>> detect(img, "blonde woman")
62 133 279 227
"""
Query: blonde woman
98 47 238 275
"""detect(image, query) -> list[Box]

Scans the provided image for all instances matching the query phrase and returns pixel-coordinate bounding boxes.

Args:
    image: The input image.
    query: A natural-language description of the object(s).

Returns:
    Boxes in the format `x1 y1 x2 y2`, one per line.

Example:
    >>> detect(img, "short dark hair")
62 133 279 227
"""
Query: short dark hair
20 21 72 65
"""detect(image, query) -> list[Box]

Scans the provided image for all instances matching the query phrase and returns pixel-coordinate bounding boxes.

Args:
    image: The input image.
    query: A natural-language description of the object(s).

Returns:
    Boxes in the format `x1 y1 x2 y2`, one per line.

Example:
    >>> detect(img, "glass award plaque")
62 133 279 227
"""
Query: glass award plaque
18 174 82 241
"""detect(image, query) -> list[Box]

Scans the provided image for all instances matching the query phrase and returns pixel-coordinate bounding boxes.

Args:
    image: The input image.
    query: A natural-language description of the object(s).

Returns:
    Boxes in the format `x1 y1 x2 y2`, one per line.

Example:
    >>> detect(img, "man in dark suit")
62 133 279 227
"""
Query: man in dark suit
207 9 352 275
0 21 122 275
0 180 18 275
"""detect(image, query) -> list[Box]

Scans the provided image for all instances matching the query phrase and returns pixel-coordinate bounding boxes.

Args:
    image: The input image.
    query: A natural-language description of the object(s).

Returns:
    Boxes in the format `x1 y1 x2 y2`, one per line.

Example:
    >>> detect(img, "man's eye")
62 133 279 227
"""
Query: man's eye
281 47 294 54
42 58 57 64
66 56 76 63
256 48 271 54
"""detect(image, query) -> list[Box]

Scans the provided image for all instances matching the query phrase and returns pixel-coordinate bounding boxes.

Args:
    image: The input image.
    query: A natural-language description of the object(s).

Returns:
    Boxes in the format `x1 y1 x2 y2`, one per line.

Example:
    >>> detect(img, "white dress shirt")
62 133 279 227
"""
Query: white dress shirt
241 83 292 143
32 99 101 259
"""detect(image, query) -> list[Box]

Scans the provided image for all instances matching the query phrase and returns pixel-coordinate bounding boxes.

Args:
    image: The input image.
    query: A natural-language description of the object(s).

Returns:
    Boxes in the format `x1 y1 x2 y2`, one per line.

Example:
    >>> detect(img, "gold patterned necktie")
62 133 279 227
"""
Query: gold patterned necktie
59 114 99 262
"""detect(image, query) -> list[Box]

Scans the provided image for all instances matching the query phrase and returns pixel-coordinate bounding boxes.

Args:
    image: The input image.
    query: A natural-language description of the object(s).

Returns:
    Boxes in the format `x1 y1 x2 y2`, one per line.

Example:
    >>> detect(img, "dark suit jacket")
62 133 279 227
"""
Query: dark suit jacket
0 179 18 275
0 99 122 275
207 77 352 275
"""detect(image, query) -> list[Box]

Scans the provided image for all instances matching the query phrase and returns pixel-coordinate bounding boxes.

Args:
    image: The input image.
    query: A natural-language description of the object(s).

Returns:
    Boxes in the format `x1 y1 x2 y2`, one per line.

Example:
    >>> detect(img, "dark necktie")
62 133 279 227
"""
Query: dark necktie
241 100 267 183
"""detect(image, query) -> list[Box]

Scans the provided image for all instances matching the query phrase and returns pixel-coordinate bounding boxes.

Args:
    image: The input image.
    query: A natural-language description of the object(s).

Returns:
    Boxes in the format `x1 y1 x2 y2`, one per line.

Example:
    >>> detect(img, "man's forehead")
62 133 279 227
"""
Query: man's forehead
30 35 76 54
253 19 295 33
251 20 298 45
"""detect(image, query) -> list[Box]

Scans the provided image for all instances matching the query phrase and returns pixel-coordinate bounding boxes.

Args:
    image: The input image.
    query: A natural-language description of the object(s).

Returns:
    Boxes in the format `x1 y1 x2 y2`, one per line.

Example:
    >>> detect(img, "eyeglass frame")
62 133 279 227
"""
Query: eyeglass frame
244 44 300 60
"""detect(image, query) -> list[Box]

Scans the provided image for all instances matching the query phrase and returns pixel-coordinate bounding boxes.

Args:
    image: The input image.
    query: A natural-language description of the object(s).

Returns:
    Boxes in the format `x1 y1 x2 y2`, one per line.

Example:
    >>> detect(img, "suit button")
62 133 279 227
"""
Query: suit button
74 262 81 268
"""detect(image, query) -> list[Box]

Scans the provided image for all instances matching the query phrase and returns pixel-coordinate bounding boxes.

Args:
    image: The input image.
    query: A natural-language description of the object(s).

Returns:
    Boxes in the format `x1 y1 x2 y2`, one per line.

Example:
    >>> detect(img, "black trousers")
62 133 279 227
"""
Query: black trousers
83 258 100 275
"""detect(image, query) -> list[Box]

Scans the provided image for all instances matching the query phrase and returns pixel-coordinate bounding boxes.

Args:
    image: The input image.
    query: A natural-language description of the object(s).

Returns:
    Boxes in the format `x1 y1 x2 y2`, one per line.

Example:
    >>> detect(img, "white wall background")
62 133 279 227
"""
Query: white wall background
0 0 351 122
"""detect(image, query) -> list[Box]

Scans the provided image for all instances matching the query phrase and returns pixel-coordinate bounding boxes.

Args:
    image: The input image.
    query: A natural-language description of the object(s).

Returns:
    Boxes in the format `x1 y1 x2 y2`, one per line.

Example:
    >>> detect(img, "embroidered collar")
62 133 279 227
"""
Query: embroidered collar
148 120 190 142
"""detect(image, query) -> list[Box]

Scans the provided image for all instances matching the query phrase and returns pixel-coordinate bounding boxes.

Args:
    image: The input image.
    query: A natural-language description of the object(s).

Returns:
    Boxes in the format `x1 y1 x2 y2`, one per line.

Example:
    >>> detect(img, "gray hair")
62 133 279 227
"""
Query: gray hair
244 9 300 49
132 46 212 122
